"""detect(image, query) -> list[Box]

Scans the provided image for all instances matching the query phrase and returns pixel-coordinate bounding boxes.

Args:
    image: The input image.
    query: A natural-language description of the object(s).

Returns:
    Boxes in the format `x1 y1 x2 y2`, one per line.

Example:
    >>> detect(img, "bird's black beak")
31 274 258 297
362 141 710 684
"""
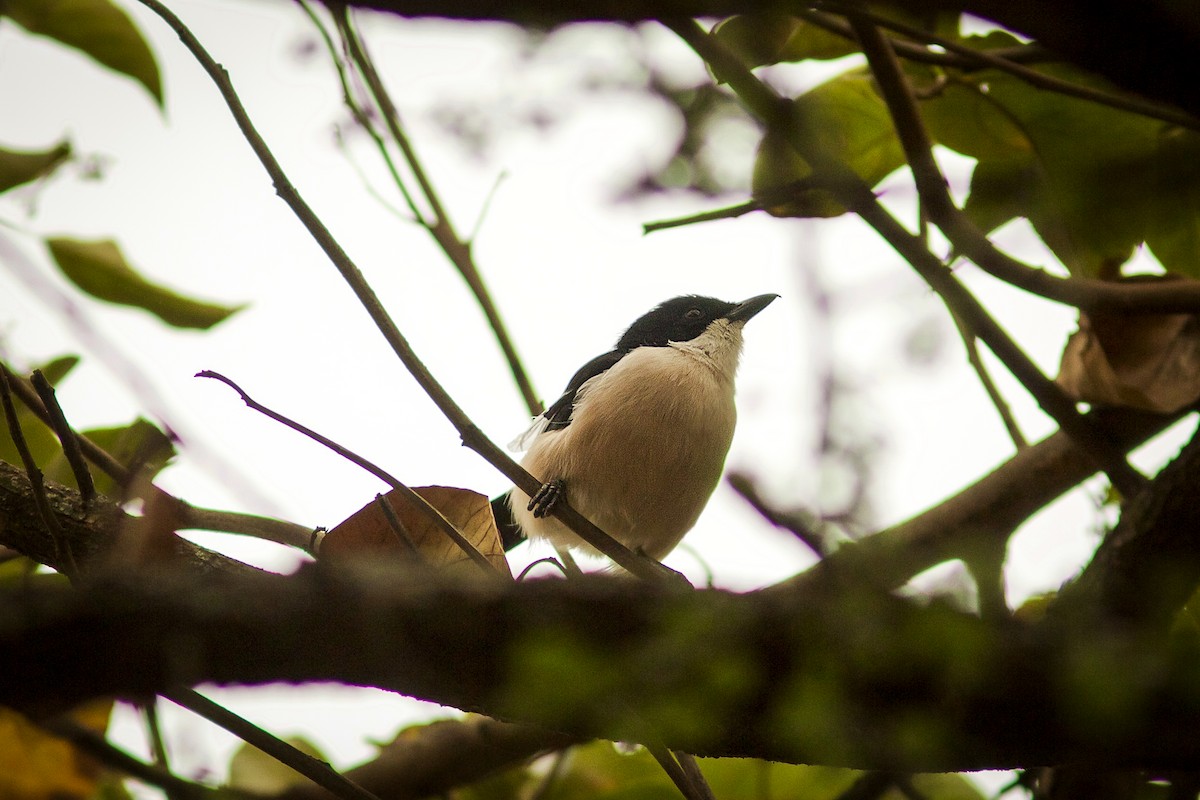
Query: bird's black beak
726 293 779 323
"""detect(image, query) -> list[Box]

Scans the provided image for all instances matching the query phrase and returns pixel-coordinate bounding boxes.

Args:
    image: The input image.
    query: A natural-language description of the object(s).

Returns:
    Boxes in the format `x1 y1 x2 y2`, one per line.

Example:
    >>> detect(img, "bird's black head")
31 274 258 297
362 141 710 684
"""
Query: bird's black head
615 294 777 351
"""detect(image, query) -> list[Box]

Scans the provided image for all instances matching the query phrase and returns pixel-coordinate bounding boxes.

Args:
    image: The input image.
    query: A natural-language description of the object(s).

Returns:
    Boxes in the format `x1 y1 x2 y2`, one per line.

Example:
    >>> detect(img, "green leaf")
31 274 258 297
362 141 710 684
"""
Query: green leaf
920 64 1164 276
1144 127 1200 278
228 737 327 795
752 70 905 217
3 0 163 107
0 141 72 194
777 18 860 62
42 418 175 498
712 13 803 71
46 237 245 329
0 356 80 475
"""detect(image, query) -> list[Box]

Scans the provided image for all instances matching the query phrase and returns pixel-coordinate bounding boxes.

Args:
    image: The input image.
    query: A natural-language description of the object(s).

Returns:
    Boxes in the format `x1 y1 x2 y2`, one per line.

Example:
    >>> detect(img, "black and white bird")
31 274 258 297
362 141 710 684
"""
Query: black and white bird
494 293 778 561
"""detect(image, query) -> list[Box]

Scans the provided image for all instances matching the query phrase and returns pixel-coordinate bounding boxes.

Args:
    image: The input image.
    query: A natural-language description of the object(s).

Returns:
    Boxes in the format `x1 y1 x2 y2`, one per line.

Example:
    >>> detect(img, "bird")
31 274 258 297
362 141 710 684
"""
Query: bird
492 292 778 562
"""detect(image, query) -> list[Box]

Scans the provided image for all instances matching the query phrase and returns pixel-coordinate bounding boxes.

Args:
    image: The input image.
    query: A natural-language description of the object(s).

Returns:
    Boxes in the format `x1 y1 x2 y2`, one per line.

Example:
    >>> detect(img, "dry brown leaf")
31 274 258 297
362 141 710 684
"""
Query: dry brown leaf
1056 307 1200 413
321 486 510 578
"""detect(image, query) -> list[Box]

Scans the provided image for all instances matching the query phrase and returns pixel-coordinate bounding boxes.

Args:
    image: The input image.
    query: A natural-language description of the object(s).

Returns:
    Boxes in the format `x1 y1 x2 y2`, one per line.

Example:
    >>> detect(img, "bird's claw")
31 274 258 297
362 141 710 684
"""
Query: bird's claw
528 479 565 518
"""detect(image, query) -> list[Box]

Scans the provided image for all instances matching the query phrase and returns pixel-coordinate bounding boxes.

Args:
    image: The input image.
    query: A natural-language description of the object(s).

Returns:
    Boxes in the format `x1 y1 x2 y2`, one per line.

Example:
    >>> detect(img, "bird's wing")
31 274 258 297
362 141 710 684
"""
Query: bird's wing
508 350 624 451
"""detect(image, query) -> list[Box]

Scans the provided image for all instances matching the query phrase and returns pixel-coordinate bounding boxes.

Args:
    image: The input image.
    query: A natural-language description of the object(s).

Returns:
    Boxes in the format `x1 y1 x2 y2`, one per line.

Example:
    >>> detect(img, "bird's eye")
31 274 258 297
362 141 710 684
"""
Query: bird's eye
685 308 703 320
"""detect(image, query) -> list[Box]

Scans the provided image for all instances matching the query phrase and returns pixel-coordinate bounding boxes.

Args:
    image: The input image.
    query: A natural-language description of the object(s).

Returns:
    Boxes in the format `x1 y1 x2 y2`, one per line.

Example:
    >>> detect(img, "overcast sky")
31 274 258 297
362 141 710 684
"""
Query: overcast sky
1 0 1191 785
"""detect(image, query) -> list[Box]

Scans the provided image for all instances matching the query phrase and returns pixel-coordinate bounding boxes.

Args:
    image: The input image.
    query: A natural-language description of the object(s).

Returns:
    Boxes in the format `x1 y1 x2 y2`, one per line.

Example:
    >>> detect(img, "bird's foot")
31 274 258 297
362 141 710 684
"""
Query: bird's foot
527 479 565 518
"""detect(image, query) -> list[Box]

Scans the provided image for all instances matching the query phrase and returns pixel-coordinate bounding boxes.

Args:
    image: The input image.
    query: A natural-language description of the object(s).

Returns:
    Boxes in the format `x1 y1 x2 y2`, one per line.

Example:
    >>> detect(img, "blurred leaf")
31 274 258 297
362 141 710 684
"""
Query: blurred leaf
0 141 72 193
712 13 802 71
916 61 1191 277
0 556 70 590
44 417 175 498
0 700 113 800
0 355 80 474
3 0 163 106
1144 127 1200 276
902 773 985 800
228 736 327 794
0 354 174 498
323 486 511 578
696 758 860 799
1056 288 1200 413
752 70 905 217
777 18 860 62
46 237 245 329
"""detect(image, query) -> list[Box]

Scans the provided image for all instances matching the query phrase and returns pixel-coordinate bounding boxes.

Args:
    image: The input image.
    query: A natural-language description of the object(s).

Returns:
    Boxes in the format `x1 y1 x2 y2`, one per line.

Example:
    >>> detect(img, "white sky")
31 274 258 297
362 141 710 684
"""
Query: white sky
0 0 1191 788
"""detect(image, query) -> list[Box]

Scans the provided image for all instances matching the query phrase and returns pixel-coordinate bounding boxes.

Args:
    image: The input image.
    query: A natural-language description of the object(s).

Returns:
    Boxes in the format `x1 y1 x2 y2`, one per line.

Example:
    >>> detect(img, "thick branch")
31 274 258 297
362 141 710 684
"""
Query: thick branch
325 1 1200 120
0 460 260 579
778 407 1185 595
6 562 1200 771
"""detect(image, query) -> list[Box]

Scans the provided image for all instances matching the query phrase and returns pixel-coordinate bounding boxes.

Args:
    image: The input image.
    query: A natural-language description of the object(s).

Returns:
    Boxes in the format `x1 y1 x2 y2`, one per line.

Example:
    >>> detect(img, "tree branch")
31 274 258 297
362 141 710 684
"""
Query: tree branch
845 9 1200 316
0 459 260 580
7 561 1200 771
777 407 1186 595
310 1 1200 122
666 16 1149 498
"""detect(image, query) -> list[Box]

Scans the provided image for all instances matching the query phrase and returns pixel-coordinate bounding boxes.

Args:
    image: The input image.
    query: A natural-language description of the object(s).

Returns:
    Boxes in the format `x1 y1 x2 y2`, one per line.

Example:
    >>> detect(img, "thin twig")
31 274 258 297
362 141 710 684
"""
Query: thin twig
373 492 425 559
176 505 316 551
297 0 424 220
644 741 708 800
674 751 718 800
332 6 543 417
136 0 663 581
0 368 73 576
163 687 382 800
832 9 1200 316
726 472 826 557
1 361 129 483
30 369 95 504
40 718 212 800
643 199 760 234
793 8 1051 71
3 361 316 552
948 310 1028 450
196 370 503 580
665 17 1147 498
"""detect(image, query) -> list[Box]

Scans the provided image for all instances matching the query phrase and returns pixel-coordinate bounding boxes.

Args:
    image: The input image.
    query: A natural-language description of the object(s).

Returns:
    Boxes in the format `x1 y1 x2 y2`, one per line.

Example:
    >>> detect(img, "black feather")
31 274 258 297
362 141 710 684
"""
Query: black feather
490 490 526 551
534 296 735 434
542 350 624 432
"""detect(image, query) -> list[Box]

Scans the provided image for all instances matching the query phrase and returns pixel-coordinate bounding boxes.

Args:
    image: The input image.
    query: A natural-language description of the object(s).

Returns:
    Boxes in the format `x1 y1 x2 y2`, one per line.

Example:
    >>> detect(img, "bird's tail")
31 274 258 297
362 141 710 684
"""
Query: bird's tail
490 490 526 551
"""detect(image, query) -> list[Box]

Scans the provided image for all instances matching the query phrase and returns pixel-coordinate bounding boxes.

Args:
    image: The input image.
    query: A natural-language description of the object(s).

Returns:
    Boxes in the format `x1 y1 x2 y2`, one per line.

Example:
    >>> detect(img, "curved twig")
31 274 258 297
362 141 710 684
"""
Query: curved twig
196 370 504 580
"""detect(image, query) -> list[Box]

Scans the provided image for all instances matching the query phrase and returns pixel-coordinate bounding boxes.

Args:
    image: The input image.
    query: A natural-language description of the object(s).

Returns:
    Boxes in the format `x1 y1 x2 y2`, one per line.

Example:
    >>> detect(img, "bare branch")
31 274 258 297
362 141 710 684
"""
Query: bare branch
0 459 261 580
196 370 503 580
29 369 96 505
778 407 1185 595
164 687 383 800
814 2 1200 134
332 6 542 417
9 560 1200 771
0 367 73 575
40 719 214 800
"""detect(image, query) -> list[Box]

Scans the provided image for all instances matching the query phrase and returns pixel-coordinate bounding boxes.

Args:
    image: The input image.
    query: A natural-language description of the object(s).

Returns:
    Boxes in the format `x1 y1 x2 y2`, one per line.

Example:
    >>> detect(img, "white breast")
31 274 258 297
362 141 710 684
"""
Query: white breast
511 320 745 560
